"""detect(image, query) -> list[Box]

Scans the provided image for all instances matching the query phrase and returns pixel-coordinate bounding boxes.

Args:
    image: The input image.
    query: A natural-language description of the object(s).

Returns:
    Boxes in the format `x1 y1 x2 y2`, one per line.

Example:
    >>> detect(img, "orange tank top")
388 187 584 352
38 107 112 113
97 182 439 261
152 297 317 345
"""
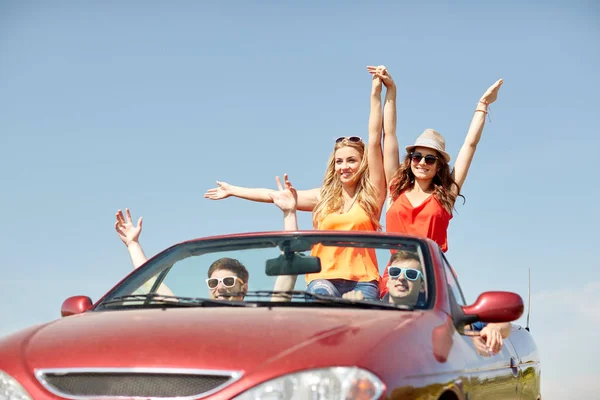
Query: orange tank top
306 202 380 284
380 192 452 296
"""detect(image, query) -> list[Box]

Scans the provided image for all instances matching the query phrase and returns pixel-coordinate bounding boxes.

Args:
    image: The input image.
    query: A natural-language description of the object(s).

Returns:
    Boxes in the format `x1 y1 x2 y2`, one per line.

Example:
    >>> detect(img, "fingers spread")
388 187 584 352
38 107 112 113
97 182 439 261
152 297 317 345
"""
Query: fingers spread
116 210 124 224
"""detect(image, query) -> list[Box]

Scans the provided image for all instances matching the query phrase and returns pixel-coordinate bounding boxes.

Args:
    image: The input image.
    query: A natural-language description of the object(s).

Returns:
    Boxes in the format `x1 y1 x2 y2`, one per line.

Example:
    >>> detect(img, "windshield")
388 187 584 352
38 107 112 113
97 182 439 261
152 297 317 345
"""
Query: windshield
97 233 434 311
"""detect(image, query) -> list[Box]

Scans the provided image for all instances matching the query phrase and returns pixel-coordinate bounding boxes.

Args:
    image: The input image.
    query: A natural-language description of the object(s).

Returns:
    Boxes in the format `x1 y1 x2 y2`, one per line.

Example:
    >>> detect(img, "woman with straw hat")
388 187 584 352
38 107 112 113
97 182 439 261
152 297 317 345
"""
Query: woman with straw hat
367 66 503 296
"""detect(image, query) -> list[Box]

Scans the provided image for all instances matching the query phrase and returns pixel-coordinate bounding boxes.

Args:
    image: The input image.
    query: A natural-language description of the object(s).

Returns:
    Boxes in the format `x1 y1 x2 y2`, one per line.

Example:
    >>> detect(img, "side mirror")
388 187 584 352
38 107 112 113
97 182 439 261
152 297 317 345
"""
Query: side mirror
61 296 93 317
461 291 523 324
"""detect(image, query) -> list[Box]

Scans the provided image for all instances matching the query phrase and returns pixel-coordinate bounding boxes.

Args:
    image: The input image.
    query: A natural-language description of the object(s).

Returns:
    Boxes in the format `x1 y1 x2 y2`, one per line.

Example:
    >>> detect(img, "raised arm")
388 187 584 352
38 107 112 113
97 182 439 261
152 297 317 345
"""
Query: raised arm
268 174 299 231
365 66 387 210
452 79 503 194
115 209 148 269
378 68 400 189
204 180 320 212
268 174 300 301
114 209 174 297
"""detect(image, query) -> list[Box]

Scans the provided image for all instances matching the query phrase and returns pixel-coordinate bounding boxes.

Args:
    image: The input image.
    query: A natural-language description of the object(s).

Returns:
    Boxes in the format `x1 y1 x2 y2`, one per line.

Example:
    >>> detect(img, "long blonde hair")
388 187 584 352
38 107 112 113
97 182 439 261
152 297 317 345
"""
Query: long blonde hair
312 139 382 230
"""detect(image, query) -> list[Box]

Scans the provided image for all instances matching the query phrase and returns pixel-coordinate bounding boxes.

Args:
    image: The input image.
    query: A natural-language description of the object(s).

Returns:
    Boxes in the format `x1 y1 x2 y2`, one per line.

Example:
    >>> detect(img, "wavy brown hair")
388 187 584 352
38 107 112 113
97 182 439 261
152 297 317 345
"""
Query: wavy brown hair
312 140 382 230
388 151 465 215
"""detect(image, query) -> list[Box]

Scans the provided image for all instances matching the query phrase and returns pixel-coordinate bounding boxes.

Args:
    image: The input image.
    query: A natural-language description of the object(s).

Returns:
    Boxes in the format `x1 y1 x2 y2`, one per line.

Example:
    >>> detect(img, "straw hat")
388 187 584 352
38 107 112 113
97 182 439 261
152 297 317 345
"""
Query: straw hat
405 129 451 162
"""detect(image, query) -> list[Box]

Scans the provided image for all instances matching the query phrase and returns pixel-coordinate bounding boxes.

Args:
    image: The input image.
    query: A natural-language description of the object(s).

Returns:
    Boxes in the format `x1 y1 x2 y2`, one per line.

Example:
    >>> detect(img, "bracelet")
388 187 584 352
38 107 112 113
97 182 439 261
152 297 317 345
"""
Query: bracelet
476 101 492 122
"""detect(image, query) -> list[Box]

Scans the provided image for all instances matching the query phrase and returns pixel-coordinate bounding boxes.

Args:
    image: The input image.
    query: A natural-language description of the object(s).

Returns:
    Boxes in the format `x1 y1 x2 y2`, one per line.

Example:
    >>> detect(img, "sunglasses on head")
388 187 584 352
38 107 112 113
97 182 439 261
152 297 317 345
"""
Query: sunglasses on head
388 266 422 281
205 276 243 289
335 136 363 144
410 152 438 165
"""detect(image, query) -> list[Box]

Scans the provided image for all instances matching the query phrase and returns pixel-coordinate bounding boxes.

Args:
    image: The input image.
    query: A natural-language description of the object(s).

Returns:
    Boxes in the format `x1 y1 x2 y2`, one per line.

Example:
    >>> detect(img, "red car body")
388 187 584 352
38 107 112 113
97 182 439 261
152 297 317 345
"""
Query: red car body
0 231 542 400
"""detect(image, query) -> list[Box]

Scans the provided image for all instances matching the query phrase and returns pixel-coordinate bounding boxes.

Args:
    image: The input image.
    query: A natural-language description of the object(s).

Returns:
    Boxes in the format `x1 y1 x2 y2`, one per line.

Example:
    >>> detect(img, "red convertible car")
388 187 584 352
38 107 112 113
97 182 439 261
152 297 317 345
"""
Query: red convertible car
0 231 541 400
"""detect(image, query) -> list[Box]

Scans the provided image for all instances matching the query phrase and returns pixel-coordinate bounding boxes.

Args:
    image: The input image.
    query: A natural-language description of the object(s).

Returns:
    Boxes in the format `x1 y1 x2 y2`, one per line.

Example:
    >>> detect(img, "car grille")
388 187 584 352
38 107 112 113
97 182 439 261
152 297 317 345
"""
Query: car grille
35 368 242 399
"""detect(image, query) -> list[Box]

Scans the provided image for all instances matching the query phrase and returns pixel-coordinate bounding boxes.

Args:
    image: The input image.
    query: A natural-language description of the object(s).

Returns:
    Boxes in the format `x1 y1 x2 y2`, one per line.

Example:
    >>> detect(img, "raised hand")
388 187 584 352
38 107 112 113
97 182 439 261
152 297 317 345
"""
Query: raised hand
268 174 297 214
115 208 143 247
368 66 383 96
204 181 233 200
367 65 394 88
480 79 503 105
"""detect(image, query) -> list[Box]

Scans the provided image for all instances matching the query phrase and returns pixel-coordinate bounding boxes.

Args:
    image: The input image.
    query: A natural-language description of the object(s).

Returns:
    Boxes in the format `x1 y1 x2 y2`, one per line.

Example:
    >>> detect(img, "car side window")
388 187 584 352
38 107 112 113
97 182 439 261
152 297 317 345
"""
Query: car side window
441 252 467 306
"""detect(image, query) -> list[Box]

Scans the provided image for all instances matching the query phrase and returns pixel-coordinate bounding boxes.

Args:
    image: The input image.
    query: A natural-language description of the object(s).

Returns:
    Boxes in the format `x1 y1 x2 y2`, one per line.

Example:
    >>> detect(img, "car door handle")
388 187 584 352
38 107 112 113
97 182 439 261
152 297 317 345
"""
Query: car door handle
509 357 519 377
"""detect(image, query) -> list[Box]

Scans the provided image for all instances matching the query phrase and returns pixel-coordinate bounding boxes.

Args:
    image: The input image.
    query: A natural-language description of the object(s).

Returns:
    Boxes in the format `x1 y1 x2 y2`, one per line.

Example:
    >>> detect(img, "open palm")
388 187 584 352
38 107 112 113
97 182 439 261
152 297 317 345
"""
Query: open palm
269 174 297 213
204 181 233 200
480 79 503 104
114 208 143 246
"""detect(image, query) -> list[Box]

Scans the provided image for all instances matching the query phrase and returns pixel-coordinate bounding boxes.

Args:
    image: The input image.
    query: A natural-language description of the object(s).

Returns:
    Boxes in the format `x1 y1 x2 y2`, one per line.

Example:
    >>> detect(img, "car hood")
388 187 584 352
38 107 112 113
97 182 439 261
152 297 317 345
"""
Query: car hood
22 307 422 372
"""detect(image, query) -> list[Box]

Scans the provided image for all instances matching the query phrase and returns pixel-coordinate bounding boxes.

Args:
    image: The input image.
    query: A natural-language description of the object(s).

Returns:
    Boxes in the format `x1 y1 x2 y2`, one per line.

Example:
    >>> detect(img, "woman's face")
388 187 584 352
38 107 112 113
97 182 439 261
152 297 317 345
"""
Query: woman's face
409 146 439 181
334 146 362 185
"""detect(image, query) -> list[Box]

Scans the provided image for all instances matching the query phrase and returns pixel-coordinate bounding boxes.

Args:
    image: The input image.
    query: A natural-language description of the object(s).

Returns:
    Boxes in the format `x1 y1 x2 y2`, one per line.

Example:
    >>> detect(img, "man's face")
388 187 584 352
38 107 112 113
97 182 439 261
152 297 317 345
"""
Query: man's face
386 259 424 306
206 268 247 301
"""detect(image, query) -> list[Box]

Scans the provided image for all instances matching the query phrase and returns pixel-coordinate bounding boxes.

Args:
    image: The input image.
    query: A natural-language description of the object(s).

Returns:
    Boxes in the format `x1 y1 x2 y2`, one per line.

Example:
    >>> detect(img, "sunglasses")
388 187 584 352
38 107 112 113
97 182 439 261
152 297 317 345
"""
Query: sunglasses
388 266 423 281
410 152 438 165
335 136 363 143
205 276 243 289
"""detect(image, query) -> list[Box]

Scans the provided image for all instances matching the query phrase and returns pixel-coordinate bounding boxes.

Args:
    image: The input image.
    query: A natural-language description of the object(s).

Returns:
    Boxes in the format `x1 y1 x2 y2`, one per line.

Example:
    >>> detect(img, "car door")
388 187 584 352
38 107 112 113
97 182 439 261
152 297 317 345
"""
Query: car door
441 253 521 400
505 324 542 400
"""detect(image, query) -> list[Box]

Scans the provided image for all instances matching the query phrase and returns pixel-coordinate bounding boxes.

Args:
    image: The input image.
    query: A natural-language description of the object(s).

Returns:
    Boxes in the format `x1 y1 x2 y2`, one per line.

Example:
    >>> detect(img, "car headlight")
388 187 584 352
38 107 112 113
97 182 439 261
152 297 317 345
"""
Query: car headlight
233 367 384 400
0 370 32 400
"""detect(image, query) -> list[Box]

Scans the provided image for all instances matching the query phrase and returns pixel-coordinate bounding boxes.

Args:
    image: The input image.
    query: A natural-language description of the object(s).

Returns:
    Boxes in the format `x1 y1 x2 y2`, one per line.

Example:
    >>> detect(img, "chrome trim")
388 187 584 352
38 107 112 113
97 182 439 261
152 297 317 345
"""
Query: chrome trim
34 367 243 400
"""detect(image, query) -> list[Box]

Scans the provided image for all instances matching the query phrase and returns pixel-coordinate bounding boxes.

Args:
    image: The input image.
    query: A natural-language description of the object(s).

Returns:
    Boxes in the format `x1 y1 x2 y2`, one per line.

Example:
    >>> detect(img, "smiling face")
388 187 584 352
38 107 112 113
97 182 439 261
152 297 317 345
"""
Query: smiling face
206 257 249 301
386 258 424 306
207 268 247 301
409 146 440 181
334 146 363 185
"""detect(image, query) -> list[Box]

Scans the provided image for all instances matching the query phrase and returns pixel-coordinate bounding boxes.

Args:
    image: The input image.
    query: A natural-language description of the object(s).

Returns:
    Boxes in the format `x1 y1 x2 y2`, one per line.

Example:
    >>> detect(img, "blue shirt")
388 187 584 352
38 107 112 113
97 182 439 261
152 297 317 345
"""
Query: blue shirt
471 321 488 331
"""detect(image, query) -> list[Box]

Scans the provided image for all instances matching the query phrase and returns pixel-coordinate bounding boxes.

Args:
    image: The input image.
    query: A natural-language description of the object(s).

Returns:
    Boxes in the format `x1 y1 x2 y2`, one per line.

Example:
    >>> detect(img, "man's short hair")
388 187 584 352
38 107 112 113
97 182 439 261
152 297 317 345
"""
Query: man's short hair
208 257 249 283
389 250 421 266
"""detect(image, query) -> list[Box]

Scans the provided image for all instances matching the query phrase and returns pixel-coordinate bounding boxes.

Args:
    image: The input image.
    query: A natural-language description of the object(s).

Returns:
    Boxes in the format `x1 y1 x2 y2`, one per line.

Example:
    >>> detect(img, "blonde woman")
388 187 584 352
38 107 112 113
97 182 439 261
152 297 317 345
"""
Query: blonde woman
204 73 389 299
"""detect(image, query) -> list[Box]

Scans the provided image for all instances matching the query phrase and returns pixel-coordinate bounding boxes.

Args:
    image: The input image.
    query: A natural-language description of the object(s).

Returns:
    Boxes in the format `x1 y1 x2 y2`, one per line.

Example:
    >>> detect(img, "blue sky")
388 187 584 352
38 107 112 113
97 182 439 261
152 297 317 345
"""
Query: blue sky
1 1 598 398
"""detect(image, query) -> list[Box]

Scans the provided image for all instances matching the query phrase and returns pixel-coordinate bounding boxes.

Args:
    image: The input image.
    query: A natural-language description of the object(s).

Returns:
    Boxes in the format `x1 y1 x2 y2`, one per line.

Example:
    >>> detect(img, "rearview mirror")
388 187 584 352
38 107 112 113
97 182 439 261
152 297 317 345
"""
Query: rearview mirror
266 252 321 276
460 291 523 324
61 296 93 317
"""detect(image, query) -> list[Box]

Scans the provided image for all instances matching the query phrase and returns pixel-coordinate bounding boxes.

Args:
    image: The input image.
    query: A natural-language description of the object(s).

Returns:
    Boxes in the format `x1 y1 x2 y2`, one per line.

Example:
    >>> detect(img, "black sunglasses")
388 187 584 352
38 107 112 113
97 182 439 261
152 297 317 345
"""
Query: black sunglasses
335 136 363 143
410 152 438 165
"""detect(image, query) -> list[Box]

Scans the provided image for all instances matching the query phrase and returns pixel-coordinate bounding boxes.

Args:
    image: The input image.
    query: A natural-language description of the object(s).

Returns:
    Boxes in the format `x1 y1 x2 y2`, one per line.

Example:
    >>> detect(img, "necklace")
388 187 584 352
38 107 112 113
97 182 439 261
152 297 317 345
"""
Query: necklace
342 193 358 213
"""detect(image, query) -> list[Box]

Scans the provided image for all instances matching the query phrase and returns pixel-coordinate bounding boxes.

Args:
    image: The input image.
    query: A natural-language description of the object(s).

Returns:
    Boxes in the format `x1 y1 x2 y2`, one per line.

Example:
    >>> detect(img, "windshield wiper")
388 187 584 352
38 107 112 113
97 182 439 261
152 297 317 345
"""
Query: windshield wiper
243 290 414 310
98 294 254 309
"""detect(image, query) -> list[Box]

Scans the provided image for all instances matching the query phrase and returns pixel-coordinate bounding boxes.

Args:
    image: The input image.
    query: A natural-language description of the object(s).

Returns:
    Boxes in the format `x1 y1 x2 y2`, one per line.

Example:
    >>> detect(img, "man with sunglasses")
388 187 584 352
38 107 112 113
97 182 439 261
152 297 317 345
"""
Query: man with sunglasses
381 251 426 306
342 250 425 307
206 257 249 301
343 251 511 354
114 209 249 301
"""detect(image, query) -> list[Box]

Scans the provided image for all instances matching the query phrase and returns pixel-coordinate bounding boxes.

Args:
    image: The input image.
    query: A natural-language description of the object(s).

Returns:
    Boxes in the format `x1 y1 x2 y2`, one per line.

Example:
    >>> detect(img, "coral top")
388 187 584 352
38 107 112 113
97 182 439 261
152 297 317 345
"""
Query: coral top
307 202 380 284
380 192 452 296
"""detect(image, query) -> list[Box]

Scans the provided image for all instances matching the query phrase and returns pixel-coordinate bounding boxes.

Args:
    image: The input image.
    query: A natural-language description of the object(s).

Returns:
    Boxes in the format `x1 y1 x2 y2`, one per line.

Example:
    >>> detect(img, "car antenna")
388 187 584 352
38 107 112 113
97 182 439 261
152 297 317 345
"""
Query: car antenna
525 268 531 332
